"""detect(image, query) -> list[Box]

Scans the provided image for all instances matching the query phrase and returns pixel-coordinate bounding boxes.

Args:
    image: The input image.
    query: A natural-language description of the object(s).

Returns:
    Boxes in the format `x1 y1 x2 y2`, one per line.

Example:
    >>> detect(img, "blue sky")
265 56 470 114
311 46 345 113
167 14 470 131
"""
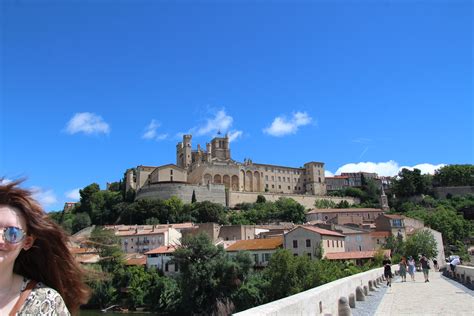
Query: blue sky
1 0 473 211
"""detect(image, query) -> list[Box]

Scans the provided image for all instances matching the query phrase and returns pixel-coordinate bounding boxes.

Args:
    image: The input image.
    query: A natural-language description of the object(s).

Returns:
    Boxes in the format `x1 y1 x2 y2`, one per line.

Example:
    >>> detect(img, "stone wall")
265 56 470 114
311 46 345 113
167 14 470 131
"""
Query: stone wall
228 191 359 209
433 186 474 199
136 183 226 205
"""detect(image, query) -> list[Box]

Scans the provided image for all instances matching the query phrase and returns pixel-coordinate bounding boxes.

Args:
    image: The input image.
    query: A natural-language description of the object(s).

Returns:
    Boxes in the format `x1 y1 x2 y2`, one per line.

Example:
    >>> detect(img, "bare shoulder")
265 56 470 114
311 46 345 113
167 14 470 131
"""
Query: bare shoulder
20 282 70 316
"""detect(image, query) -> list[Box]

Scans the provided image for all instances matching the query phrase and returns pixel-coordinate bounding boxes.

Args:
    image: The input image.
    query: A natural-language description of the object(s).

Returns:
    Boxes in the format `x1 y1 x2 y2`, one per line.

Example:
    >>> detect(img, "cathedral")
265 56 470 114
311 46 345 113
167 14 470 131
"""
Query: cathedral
125 134 327 205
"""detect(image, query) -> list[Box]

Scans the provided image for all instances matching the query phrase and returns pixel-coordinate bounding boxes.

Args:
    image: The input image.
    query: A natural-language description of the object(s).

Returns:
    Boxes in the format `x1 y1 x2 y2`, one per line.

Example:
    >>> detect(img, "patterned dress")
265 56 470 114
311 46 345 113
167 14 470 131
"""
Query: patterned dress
16 279 70 316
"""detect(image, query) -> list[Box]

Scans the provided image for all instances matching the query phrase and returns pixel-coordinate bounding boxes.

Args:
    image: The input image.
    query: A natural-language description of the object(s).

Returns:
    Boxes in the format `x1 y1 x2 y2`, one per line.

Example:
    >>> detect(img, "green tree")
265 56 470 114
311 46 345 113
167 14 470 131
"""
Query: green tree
275 198 306 224
314 199 336 209
191 201 228 224
392 168 432 198
433 164 474 187
256 195 266 203
191 190 197 203
124 266 151 309
89 227 124 273
404 229 438 259
72 212 91 233
172 233 251 314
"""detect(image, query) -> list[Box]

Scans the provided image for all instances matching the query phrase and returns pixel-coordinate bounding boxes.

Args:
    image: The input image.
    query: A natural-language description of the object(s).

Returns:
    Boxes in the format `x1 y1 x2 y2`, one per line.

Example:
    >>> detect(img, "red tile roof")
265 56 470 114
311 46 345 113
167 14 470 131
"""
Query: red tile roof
297 225 345 237
226 237 283 252
370 231 391 238
145 245 178 255
325 249 390 260
124 255 147 266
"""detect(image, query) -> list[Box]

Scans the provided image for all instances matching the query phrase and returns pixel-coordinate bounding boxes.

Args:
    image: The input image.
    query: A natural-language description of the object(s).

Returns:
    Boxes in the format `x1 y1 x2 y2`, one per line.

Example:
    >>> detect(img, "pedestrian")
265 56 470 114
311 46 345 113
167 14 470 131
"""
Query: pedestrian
433 258 439 271
407 256 416 281
449 256 461 275
420 254 430 282
0 180 90 315
399 256 407 282
383 255 393 287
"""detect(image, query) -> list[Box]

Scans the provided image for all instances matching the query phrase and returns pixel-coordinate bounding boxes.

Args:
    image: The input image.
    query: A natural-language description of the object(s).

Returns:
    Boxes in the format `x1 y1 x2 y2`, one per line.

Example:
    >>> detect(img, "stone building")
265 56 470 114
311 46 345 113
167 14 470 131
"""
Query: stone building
126 134 327 203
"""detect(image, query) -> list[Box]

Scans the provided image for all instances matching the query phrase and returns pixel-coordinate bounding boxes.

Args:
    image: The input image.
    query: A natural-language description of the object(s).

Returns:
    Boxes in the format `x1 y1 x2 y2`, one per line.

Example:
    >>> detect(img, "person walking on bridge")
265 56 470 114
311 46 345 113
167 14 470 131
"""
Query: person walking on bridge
383 255 393 287
407 256 416 281
420 254 430 282
399 256 407 282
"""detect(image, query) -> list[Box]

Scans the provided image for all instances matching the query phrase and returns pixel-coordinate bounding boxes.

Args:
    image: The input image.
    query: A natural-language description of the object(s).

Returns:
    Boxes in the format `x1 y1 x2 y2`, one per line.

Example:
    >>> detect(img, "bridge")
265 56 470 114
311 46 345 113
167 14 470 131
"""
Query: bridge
234 265 474 316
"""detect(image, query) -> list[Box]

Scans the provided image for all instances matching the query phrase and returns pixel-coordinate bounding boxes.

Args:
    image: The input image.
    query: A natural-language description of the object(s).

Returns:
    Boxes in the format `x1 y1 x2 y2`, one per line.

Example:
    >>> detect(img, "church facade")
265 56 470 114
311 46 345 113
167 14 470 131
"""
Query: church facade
126 134 326 196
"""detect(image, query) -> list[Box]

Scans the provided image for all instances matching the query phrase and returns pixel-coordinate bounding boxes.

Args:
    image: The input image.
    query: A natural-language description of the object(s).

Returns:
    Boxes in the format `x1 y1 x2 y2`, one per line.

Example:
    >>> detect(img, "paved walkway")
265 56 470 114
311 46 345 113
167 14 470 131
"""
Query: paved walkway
374 271 473 316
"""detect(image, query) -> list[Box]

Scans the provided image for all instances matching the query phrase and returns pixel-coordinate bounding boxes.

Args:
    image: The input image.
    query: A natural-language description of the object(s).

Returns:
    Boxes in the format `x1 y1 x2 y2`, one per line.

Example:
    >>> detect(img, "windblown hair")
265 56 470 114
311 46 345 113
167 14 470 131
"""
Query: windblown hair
0 180 90 314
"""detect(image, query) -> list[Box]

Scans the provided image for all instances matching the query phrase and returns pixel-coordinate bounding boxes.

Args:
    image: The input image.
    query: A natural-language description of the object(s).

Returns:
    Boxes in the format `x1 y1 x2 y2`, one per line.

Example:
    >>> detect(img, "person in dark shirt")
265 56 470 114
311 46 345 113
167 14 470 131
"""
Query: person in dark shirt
420 254 430 282
383 256 393 287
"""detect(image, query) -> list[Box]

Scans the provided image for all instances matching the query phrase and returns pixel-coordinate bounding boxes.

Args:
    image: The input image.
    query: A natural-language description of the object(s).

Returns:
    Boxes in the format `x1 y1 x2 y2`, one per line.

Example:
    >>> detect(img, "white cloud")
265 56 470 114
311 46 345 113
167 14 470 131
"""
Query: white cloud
325 171 334 177
31 187 58 207
65 188 81 201
228 130 243 142
156 133 169 140
331 160 445 177
142 119 160 140
399 163 446 175
66 112 110 135
196 109 234 136
263 111 312 137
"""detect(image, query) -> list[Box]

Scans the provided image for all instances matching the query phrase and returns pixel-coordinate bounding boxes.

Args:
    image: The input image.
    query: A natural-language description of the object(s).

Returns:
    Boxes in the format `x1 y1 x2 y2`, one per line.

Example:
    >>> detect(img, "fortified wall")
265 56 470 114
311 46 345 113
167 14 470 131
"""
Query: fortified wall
136 182 226 205
228 191 359 209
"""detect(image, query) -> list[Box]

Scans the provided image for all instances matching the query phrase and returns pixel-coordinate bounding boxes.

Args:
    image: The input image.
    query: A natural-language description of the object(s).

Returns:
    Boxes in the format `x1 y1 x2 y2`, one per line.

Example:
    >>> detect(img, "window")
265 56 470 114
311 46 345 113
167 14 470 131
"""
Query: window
170 176 173 181
278 176 281 181
288 186 291 190
293 253 298 257
253 254 259 263
293 240 298 248
332 240 334 247
271 176 274 181
264 253 271 262
377 239 380 244
170 169 173 175
306 239 311 247
165 263 169 272
336 240 339 247
392 219 403 227
288 177 290 182
327 240 330 247
266 184 269 188
265 175 268 180
307 253 312 259
278 185 281 189
272 184 275 188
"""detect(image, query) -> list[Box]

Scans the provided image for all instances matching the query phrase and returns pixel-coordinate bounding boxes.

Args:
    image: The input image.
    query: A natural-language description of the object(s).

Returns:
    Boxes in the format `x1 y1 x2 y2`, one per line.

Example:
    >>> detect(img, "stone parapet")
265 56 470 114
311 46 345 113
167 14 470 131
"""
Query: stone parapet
234 265 398 316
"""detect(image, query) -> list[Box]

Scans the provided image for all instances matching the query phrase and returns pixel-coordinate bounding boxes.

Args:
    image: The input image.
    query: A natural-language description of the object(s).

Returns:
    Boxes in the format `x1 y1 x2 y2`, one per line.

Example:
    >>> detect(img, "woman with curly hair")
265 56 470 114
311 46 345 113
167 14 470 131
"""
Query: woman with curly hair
0 180 90 315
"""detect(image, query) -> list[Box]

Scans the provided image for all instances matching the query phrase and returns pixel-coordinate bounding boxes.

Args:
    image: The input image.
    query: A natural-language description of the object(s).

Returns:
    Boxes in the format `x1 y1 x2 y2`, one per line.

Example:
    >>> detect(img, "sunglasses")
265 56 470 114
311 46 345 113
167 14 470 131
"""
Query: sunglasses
1 226 27 244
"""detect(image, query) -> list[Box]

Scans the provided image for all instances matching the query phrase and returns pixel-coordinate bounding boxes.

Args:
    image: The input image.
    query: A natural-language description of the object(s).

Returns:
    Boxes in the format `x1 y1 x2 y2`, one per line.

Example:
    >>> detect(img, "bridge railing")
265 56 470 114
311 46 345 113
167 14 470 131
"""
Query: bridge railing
444 264 474 290
234 265 399 316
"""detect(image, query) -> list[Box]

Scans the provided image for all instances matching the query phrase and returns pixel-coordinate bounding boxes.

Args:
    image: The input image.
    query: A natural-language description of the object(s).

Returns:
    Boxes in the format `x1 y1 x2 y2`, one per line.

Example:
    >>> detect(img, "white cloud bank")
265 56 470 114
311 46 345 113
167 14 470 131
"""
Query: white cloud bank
31 187 58 208
66 112 110 135
142 120 168 141
263 111 312 137
330 160 445 177
184 109 243 142
65 188 81 201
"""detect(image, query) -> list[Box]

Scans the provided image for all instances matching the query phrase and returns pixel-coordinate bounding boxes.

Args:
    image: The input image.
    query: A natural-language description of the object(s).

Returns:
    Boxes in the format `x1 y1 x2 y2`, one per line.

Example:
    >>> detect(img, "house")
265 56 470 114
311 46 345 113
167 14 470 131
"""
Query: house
145 245 179 275
370 231 391 249
124 253 147 267
333 225 373 252
306 208 385 223
284 226 345 259
225 237 283 267
111 225 182 253
181 223 257 243
325 249 391 266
